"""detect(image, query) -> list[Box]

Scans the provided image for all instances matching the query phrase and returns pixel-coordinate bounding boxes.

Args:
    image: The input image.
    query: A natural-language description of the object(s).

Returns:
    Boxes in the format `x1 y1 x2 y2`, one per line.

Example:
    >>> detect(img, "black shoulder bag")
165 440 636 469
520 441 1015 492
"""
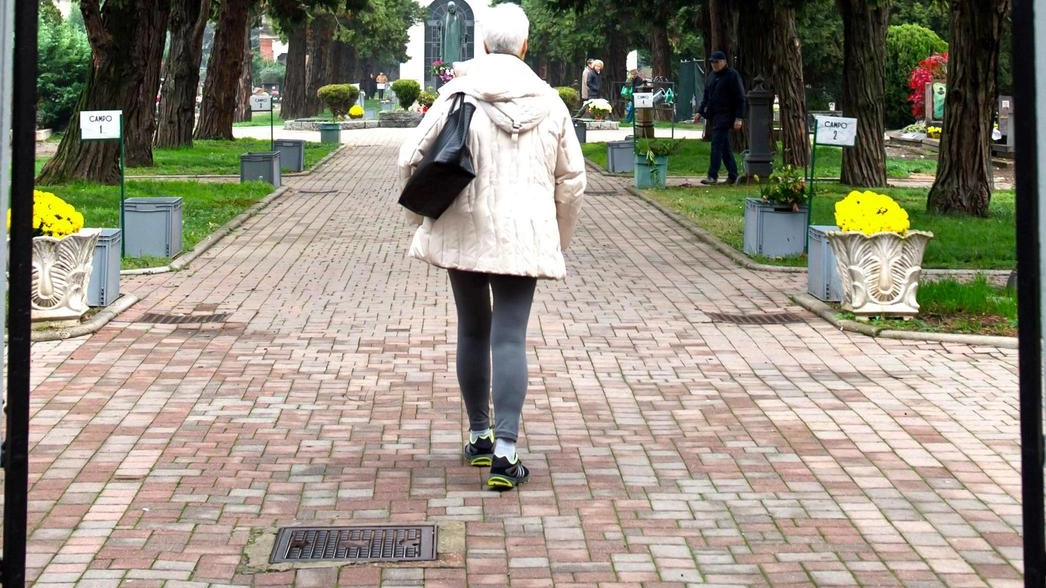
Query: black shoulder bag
398 93 477 219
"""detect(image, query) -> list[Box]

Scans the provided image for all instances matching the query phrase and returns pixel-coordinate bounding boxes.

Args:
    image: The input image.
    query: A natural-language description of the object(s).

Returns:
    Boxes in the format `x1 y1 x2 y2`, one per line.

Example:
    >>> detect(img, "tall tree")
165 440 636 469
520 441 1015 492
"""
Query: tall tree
155 0 211 148
770 3 809 167
37 0 171 184
926 0 1010 216
194 0 252 139
835 0 890 186
279 20 313 119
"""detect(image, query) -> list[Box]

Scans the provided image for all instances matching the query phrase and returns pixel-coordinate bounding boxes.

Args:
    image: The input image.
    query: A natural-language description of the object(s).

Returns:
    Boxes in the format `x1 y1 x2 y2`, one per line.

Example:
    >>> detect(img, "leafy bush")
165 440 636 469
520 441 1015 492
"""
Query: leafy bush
885 24 947 129
417 90 437 108
316 84 360 120
252 56 286 86
757 164 808 210
391 79 421 110
37 15 90 131
556 86 580 111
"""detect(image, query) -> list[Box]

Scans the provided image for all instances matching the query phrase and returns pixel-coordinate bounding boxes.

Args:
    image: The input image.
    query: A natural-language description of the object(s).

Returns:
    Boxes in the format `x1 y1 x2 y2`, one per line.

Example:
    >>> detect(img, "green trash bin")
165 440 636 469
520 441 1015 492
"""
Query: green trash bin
319 122 341 143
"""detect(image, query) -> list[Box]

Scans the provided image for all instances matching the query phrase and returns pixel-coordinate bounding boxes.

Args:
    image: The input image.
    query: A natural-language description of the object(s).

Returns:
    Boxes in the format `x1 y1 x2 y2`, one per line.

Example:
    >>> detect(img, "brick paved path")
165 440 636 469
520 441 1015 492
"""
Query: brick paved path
24 129 1022 587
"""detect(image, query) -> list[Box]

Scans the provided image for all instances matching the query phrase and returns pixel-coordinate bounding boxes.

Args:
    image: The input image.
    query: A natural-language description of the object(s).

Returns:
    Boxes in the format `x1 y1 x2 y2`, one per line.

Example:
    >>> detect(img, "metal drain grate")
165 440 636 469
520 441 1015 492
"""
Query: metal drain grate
270 525 437 564
137 312 230 324
296 189 339 195
705 311 804 325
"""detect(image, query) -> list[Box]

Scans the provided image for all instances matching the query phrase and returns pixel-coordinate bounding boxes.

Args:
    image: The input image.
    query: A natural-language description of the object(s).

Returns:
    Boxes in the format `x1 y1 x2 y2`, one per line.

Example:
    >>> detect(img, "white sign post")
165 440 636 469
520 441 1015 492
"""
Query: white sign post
805 114 859 251
250 93 275 151
814 115 858 147
81 110 126 256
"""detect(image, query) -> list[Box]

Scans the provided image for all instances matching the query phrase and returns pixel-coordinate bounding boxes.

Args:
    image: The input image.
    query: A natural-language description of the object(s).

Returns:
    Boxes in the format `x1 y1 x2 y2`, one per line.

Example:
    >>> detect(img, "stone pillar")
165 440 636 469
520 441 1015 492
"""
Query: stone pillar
745 77 774 179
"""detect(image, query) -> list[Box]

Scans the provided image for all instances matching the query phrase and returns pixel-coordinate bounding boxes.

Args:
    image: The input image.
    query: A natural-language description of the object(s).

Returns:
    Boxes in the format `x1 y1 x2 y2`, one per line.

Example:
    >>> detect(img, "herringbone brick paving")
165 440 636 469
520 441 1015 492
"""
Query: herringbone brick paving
21 128 1021 586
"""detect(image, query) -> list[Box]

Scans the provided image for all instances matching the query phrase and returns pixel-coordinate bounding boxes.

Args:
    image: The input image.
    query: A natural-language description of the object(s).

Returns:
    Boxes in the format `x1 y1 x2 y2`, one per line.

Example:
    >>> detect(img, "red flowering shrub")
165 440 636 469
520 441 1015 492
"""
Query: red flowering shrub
908 52 948 119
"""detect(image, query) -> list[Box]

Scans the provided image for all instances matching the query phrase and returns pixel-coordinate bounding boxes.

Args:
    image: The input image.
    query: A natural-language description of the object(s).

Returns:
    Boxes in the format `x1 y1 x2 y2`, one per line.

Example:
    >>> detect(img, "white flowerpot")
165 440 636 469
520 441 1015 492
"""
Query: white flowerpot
32 231 100 323
825 230 934 317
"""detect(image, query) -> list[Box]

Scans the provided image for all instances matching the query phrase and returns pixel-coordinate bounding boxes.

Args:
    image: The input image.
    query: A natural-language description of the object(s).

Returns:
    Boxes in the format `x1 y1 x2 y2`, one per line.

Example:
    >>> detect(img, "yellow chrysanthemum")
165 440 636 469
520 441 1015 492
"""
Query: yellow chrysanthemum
11 190 86 239
834 190 910 235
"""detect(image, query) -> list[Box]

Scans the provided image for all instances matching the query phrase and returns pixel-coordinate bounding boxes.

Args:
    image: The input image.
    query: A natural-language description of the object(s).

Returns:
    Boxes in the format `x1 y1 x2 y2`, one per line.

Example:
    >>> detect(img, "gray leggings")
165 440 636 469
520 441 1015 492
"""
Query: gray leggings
448 269 537 443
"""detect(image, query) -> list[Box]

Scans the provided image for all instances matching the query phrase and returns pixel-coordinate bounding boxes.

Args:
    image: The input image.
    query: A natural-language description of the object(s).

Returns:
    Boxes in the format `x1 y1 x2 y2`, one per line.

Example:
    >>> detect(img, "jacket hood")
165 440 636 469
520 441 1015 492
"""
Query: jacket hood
438 53 560 134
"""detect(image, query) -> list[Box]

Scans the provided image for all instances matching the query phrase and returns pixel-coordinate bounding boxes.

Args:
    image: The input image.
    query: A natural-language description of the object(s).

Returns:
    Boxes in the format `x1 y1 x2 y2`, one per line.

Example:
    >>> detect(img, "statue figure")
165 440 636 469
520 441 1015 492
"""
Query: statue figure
440 1 465 64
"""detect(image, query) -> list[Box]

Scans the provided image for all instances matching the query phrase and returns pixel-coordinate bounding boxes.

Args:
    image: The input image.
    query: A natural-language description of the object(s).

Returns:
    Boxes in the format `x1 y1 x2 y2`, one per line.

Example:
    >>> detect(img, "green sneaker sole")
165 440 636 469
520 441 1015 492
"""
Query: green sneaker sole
487 474 527 490
466 455 493 467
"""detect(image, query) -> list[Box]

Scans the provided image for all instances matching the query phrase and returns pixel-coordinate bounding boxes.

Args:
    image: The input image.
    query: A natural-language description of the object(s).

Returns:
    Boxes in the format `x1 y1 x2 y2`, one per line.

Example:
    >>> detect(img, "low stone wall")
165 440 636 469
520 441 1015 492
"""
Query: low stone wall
580 119 620 130
283 119 379 131
378 112 424 128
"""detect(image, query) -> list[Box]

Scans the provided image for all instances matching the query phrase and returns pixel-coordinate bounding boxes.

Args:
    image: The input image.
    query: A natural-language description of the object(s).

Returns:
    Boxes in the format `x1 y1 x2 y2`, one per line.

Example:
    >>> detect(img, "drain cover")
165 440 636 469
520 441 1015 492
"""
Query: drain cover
137 312 229 324
270 525 437 564
705 311 804 325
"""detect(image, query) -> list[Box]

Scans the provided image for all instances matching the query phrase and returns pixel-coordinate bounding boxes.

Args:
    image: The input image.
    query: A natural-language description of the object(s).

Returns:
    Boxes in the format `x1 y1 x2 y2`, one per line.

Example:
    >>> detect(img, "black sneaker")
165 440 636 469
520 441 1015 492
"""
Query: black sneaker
487 455 530 490
700 177 718 185
463 433 494 467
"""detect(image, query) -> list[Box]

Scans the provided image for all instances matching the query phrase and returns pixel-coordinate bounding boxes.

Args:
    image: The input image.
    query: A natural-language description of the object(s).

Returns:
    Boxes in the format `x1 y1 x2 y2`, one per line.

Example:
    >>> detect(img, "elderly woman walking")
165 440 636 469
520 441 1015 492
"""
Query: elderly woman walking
398 2 586 491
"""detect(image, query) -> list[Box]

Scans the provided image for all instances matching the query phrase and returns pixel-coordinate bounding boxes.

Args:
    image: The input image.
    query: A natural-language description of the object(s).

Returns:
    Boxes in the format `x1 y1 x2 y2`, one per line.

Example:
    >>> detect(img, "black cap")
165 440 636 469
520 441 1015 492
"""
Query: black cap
709 51 727 61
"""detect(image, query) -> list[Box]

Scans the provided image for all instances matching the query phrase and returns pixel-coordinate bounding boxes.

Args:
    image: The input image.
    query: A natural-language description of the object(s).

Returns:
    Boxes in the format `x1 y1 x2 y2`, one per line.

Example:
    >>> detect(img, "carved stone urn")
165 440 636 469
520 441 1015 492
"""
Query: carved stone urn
825 230 934 318
31 231 99 324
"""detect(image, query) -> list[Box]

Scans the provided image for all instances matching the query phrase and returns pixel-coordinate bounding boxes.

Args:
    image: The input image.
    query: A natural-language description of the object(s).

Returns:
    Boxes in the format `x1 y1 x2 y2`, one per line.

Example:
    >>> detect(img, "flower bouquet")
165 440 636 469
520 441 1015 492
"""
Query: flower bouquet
586 98 612 120
827 190 934 317
431 61 455 84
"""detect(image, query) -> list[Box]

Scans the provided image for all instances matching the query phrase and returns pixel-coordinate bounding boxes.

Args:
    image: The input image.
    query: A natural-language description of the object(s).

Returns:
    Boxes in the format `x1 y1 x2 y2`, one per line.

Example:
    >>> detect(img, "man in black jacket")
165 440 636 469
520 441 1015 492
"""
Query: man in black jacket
695 51 745 185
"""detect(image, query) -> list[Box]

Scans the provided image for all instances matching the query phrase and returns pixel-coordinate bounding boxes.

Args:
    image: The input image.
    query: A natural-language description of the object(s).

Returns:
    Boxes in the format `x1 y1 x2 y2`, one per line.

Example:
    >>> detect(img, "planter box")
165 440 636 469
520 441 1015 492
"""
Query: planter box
240 151 281 186
634 155 668 189
573 118 586 144
607 140 634 173
124 197 182 258
86 228 121 307
319 122 342 142
742 198 807 257
273 139 305 172
807 225 842 302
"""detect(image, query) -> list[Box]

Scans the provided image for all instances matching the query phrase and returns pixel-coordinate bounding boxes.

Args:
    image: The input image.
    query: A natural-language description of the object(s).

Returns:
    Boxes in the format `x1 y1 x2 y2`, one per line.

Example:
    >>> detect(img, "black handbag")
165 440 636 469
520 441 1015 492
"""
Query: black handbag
399 93 477 219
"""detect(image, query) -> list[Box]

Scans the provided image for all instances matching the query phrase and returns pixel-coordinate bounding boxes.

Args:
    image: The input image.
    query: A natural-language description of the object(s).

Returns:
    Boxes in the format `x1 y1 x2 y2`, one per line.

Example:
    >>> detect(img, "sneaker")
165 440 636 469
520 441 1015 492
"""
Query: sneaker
463 432 494 467
700 177 718 185
487 455 530 490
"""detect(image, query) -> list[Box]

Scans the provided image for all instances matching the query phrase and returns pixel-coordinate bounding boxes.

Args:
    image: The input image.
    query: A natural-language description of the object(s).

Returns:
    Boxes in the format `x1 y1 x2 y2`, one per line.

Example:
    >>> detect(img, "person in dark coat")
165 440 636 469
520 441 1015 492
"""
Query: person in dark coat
695 50 746 185
586 59 603 100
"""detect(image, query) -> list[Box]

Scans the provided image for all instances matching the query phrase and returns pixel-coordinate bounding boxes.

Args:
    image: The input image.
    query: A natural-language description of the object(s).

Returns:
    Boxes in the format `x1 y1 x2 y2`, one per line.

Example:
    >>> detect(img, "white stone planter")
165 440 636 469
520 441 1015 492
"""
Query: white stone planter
32 231 100 323
825 230 934 317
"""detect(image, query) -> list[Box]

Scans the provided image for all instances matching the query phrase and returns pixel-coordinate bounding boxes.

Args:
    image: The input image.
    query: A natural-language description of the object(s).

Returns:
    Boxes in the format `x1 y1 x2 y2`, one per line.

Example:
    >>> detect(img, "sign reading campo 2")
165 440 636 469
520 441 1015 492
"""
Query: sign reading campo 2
250 94 272 112
815 115 858 147
80 110 122 140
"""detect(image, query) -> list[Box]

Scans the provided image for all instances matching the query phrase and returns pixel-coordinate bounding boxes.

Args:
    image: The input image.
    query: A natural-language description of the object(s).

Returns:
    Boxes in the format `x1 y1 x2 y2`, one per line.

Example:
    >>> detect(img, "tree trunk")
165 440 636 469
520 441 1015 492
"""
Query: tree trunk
650 22 671 79
772 5 809 167
37 0 170 185
926 0 1010 216
835 0 889 187
280 22 311 120
234 30 253 123
194 0 251 140
306 13 337 115
708 0 738 63
155 0 210 148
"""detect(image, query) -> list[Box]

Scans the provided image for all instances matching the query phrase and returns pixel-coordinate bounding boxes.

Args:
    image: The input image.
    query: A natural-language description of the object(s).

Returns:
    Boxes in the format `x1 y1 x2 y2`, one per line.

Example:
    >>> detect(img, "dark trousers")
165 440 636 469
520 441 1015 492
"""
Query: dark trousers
448 269 537 443
708 126 739 181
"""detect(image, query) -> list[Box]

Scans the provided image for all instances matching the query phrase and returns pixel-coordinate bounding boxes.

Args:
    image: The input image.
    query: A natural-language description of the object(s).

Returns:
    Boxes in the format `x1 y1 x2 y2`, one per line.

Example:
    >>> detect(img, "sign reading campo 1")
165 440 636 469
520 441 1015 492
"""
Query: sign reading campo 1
79 110 122 140
815 115 858 147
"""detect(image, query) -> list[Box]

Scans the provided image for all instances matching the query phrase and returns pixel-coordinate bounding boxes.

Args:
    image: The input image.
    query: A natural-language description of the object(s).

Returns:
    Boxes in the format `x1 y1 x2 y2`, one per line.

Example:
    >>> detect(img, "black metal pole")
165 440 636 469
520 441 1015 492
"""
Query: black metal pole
3 1 37 586
1013 1 1045 586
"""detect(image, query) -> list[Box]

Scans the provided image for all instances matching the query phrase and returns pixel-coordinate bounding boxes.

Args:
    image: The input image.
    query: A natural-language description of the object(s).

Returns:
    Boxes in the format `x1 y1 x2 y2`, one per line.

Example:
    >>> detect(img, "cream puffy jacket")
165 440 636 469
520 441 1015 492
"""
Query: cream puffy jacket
397 53 587 279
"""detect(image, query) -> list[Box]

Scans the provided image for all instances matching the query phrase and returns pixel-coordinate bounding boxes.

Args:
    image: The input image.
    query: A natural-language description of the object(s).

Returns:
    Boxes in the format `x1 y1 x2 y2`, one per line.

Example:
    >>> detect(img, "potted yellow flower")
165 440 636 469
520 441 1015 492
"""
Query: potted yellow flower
825 190 934 317
13 190 99 323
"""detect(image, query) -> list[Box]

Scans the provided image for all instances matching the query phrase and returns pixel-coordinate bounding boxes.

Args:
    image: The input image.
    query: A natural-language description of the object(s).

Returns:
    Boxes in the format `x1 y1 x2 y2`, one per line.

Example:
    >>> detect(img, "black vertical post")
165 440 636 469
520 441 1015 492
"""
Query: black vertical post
4 0 37 586
1013 1 1045 586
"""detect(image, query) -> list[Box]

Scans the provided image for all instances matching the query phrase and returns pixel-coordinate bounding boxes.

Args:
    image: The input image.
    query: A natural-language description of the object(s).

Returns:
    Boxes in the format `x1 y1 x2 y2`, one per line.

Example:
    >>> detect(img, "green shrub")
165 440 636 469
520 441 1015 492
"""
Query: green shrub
391 79 421 110
38 14 90 131
316 84 360 120
556 86 580 111
417 90 437 108
885 24 947 129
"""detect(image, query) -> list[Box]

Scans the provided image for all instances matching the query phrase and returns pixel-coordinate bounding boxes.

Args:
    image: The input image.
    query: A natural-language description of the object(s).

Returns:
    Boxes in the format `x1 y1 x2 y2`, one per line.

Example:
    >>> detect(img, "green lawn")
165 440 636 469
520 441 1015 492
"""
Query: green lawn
34 137 340 268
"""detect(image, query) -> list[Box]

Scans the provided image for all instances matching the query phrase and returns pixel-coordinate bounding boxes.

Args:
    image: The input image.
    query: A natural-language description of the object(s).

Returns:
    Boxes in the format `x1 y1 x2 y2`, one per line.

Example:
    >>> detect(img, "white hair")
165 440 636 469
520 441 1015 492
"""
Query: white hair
483 3 529 56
